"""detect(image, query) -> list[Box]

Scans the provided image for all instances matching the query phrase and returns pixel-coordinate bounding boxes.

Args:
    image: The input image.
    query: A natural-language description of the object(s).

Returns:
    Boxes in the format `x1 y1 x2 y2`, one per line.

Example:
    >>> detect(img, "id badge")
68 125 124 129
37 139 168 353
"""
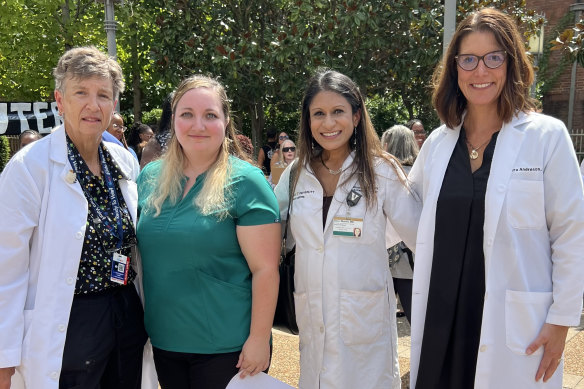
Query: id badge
332 217 364 237
110 252 130 285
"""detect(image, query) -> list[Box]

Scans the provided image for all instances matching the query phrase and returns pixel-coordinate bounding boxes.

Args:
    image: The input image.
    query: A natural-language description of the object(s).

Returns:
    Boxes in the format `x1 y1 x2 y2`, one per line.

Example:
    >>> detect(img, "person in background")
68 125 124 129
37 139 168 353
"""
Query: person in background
268 138 296 187
407 119 426 148
381 124 419 323
274 69 420 389
136 75 280 389
105 113 138 160
269 131 290 172
257 129 278 176
236 134 254 159
128 123 154 162
0 46 155 389
140 94 173 169
18 129 42 149
409 8 584 388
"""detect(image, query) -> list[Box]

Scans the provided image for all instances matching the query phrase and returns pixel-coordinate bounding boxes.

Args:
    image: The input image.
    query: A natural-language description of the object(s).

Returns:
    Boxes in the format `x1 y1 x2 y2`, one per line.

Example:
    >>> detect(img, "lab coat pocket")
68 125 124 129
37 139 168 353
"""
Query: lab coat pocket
340 289 385 345
505 290 553 355
507 180 546 229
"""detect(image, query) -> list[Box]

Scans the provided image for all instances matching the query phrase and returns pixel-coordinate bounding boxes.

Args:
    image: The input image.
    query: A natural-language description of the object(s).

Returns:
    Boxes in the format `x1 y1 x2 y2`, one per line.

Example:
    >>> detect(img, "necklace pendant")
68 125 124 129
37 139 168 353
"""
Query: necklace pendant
470 149 479 160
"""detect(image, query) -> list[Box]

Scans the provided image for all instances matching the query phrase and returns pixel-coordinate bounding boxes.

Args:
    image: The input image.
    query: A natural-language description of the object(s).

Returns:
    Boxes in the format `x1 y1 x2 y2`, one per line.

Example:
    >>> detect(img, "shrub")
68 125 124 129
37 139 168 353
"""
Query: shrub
0 136 11 173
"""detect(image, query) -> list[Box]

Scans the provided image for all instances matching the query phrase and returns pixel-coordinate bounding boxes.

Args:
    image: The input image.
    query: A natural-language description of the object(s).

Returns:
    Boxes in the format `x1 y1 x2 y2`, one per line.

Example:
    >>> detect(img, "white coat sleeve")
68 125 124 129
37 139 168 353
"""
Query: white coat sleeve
273 163 292 222
0 157 41 368
543 126 584 326
383 160 421 251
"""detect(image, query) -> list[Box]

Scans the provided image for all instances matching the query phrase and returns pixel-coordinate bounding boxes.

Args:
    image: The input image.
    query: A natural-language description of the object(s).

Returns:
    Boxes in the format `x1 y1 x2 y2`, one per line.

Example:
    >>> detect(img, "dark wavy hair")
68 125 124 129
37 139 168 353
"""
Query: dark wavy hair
295 69 403 207
432 8 537 128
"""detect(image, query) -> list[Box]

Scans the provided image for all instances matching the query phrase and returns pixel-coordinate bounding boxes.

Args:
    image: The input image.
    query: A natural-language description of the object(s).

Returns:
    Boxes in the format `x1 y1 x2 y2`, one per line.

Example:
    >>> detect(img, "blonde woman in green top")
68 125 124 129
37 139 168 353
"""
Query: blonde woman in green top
136 75 281 388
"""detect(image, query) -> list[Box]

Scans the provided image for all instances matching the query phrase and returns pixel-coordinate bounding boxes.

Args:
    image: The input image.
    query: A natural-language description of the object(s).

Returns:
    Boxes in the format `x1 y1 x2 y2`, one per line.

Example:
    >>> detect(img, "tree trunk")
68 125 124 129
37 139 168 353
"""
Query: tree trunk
62 0 72 50
131 22 141 122
249 100 265 158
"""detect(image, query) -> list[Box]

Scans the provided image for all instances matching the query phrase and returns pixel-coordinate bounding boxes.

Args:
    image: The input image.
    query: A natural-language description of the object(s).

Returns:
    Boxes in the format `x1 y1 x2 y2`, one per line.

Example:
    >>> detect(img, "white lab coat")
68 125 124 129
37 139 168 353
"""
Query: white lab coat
0 125 157 389
274 153 420 389
408 111 584 389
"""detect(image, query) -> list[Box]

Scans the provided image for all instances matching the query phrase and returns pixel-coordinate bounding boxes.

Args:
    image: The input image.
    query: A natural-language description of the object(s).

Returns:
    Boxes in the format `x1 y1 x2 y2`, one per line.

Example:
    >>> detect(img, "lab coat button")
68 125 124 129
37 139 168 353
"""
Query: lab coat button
50 371 58 379
58 324 66 332
479 345 487 352
317 247 323 253
320 326 324 333
487 238 493 246
498 184 506 192
75 231 83 239
66 277 74 285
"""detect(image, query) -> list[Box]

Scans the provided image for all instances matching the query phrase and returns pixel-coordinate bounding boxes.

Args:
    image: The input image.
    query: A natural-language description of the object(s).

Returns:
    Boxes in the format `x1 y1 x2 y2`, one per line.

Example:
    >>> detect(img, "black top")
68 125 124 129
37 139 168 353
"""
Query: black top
416 128 499 389
67 137 137 294
261 141 277 175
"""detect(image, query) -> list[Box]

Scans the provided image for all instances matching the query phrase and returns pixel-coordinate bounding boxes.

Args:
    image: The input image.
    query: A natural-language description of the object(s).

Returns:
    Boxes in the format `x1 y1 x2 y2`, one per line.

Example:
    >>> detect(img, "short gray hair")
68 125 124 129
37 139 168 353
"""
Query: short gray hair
381 125 419 166
53 46 125 100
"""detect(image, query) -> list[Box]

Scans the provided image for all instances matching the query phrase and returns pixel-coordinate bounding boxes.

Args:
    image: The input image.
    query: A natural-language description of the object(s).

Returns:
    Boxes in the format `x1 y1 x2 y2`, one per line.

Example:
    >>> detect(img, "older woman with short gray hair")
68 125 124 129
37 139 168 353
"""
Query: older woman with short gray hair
0 46 156 389
381 124 419 323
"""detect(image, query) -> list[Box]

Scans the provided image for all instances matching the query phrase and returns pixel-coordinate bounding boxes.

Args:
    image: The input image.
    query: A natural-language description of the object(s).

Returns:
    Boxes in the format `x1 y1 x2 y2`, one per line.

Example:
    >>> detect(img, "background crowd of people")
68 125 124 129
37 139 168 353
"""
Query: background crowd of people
1 7 583 389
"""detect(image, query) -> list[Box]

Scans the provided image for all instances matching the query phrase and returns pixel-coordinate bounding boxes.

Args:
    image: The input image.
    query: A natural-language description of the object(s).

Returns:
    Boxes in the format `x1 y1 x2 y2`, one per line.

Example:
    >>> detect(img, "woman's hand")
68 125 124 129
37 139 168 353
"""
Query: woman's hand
526 323 569 382
0 367 15 389
236 335 270 378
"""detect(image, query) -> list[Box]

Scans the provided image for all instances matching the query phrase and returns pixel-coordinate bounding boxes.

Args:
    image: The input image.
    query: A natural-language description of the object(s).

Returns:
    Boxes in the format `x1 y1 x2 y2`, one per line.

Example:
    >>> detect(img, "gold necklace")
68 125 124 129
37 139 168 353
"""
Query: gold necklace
465 137 491 160
320 154 343 175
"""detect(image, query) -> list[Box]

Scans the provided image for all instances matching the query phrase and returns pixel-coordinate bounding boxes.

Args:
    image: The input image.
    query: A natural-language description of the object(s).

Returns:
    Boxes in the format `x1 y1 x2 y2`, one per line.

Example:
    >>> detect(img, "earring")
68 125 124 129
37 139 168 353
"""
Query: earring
353 127 357 147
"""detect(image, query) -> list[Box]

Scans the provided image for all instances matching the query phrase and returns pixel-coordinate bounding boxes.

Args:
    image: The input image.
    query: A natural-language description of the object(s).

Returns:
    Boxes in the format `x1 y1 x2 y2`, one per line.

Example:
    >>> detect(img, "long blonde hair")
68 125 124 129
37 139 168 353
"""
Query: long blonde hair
146 75 249 218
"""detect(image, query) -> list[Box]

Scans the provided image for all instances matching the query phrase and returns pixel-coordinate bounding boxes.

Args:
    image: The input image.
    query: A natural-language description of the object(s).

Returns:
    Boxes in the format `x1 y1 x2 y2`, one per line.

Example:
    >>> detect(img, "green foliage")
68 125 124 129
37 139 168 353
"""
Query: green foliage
538 12 573 97
0 0 542 140
552 13 584 68
367 95 410 136
0 136 11 173
0 0 105 101
141 108 163 125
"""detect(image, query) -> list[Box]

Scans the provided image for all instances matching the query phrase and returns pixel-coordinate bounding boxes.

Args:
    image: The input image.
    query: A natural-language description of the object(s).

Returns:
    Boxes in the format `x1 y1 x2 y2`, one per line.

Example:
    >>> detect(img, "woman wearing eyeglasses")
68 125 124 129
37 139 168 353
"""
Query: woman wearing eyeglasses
269 132 290 172
268 139 296 187
408 8 584 389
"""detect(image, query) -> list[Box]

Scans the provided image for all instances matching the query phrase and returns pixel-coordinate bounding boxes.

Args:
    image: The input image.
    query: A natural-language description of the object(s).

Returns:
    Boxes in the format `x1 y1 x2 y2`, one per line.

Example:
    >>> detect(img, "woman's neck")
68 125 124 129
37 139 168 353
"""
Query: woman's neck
321 146 350 167
183 150 220 179
66 128 102 175
464 105 503 137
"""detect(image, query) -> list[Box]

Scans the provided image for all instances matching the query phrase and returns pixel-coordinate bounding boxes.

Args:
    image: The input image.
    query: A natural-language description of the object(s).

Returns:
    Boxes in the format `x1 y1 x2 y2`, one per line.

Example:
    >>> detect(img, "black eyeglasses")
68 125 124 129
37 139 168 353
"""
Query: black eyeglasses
455 50 506 71
279 135 289 140
282 147 296 152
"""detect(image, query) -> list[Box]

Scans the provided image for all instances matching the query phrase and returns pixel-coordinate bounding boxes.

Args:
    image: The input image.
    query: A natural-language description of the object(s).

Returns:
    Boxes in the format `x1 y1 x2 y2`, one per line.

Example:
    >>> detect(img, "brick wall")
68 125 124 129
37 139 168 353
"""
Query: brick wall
527 0 584 129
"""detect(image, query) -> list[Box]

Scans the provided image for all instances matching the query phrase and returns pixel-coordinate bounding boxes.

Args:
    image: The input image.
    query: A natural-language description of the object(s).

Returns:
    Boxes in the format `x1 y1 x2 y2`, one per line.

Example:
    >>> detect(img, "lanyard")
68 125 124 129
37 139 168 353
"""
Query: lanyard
67 143 125 251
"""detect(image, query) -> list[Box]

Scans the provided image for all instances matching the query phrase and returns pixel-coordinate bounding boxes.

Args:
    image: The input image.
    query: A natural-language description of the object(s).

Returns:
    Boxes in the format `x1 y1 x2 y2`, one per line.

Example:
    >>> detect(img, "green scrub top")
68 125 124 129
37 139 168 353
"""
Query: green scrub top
136 156 280 354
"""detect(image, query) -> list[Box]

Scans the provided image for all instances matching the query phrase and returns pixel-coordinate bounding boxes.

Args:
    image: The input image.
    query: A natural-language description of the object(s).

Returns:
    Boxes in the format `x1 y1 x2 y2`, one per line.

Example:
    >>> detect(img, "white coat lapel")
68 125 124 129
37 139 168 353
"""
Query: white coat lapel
49 125 86 199
425 126 460 202
483 113 530 264
323 152 357 232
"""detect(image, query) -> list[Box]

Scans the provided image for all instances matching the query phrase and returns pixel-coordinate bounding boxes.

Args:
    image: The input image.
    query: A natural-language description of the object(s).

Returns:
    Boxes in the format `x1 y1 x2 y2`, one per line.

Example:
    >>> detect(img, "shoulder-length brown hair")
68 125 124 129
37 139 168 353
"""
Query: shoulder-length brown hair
432 8 537 128
294 69 403 208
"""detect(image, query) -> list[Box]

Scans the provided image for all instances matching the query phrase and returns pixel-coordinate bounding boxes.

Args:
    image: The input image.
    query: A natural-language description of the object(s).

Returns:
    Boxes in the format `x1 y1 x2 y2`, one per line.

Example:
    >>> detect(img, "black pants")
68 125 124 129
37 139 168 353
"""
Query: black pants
153 345 272 389
153 347 240 389
393 277 413 324
59 284 148 389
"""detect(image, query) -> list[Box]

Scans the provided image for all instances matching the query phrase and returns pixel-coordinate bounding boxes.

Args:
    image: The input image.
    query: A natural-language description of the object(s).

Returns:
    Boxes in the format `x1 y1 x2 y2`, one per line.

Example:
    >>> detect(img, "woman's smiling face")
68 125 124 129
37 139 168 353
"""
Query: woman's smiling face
309 90 360 153
457 31 507 111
